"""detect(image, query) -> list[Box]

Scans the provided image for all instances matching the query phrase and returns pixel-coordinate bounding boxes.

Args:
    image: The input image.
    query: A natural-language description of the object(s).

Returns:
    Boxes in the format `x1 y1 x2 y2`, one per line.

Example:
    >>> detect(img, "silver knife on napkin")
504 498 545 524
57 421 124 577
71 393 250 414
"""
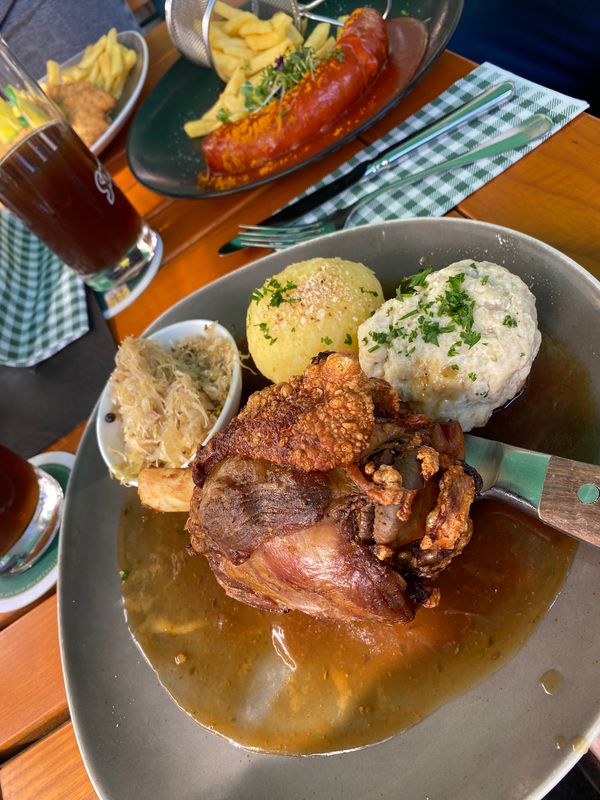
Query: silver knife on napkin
465 435 600 547
219 80 515 254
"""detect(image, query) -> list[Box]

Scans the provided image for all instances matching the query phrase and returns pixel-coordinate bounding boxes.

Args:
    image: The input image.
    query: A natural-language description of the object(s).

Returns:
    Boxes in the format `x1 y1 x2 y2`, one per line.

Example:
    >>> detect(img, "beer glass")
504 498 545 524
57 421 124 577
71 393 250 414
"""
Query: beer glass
0 444 63 575
0 37 159 292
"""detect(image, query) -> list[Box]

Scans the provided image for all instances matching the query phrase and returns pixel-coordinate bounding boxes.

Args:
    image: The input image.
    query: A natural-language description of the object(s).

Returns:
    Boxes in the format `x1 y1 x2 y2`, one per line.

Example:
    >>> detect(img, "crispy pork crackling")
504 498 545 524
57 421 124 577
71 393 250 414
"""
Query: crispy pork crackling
183 352 475 624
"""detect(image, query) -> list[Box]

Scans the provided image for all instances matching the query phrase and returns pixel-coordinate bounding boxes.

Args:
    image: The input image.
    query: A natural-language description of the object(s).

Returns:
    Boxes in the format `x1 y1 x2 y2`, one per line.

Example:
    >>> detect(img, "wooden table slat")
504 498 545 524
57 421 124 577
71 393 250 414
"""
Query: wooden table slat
0 596 66 758
0 723 97 800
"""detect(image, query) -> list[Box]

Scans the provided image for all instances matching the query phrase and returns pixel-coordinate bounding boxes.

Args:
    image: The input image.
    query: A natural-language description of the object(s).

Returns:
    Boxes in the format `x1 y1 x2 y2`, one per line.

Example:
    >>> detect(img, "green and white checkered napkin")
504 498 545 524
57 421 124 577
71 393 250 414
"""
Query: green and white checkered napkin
0 210 88 368
292 62 589 226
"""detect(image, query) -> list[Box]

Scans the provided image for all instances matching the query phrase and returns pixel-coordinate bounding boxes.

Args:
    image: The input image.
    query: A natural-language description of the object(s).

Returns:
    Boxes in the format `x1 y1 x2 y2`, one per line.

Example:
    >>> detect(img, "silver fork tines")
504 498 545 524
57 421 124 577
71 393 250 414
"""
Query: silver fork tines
235 114 552 250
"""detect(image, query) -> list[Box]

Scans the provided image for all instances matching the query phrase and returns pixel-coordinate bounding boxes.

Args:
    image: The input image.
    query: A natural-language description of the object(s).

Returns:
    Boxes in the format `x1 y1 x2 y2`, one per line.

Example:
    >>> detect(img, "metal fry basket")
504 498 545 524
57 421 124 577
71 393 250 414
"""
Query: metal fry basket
165 0 303 71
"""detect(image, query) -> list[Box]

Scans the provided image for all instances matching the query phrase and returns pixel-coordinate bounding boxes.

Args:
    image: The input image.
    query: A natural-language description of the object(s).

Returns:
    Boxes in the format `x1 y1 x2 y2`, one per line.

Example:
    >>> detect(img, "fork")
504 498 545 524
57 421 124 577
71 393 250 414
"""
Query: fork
237 113 552 250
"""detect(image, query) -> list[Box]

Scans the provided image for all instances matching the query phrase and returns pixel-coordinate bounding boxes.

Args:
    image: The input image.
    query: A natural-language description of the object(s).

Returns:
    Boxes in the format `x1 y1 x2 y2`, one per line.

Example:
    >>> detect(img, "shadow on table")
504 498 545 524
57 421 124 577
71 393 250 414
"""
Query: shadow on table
0 290 116 458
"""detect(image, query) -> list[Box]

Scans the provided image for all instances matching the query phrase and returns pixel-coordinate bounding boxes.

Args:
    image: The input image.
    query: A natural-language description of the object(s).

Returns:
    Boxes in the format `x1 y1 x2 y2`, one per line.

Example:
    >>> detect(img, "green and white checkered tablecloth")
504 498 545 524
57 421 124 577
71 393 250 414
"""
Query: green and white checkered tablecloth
0 210 88 368
291 62 589 227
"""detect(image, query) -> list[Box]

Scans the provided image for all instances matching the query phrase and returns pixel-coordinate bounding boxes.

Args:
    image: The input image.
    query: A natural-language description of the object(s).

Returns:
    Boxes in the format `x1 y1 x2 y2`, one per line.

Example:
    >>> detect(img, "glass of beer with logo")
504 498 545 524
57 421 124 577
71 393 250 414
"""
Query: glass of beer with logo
0 444 63 575
0 37 159 292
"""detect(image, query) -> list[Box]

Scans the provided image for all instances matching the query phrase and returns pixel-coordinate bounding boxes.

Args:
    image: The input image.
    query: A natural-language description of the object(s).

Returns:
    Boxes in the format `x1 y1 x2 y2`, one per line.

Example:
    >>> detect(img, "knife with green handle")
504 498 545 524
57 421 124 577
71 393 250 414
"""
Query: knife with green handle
465 435 600 547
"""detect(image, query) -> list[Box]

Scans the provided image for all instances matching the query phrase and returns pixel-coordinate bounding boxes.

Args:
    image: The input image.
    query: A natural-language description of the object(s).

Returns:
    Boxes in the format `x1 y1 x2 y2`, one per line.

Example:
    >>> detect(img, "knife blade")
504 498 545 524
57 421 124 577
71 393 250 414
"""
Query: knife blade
219 80 515 255
465 434 600 548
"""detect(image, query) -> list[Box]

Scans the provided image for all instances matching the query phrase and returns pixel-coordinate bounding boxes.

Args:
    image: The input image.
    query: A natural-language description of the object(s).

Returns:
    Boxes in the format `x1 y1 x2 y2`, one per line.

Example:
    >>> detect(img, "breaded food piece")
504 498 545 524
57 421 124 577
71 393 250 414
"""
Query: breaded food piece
193 351 401 481
48 80 116 147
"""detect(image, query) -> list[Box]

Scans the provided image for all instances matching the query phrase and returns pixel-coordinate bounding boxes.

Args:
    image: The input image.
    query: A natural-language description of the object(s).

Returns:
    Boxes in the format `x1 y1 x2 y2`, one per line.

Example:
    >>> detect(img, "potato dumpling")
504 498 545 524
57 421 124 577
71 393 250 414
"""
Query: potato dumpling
247 257 383 382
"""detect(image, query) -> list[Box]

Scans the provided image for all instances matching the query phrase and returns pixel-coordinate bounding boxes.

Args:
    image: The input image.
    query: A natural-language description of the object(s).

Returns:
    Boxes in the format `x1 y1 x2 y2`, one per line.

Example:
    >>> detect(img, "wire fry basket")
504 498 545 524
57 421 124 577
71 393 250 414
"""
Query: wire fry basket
165 0 302 70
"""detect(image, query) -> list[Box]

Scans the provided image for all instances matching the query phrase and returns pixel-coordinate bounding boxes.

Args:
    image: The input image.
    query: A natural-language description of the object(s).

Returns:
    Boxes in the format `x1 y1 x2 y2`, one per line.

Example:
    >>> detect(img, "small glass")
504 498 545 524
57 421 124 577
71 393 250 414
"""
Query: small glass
0 444 63 575
0 37 158 292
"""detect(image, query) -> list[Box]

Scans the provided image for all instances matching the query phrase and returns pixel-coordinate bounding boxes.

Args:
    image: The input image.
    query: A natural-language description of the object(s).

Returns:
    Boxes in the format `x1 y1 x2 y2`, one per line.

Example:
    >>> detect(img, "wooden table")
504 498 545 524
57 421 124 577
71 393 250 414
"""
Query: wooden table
1 22 599 800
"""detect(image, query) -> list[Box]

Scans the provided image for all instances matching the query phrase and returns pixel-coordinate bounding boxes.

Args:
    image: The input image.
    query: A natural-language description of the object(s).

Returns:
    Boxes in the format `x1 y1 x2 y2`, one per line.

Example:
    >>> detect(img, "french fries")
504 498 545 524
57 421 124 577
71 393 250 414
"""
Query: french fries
208 4 297 81
44 28 137 98
185 2 346 139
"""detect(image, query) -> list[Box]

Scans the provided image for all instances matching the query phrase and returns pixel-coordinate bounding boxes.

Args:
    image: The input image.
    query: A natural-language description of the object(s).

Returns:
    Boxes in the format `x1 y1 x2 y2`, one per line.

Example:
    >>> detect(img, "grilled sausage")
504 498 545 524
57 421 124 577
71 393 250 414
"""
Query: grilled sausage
202 8 388 176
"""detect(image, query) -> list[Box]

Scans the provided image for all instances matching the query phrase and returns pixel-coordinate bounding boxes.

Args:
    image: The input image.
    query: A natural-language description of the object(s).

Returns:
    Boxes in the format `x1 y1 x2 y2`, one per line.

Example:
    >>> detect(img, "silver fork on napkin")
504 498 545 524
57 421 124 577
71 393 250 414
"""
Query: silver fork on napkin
236 113 552 249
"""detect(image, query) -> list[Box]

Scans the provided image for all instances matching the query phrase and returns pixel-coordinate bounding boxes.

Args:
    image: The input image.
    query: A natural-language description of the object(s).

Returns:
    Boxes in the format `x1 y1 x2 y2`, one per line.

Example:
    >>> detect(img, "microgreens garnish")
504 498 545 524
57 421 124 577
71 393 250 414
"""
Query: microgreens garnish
237 46 343 116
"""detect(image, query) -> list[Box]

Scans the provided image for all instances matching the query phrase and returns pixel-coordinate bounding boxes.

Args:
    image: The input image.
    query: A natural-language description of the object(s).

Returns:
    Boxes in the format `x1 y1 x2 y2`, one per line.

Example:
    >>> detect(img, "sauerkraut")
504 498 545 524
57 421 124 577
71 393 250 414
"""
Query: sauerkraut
109 326 233 482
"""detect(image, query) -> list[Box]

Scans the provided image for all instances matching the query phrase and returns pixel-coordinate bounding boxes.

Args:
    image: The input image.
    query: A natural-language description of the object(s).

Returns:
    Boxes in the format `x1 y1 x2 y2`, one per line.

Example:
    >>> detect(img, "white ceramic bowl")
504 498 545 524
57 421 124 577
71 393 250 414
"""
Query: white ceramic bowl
40 30 148 155
95 319 242 486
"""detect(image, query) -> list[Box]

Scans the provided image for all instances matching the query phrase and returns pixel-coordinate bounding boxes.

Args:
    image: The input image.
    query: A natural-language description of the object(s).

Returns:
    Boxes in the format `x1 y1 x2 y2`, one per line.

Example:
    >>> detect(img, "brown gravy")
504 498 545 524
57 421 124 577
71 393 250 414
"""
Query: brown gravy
119 332 596 754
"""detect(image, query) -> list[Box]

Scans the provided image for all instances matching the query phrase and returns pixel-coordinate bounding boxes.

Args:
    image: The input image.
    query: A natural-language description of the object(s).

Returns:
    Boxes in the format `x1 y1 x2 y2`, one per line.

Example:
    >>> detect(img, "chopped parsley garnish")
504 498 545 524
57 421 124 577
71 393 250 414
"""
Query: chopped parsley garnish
503 314 518 327
321 336 333 346
119 569 129 581
468 372 477 382
369 268 485 354
216 108 230 123
360 287 379 297
368 330 390 345
399 308 419 320
480 275 489 286
251 278 299 308
257 322 277 345
461 329 481 348
409 266 433 287
396 266 433 299
418 317 456 346
387 322 407 340
475 390 489 397
344 333 353 345
368 344 380 352
451 364 459 371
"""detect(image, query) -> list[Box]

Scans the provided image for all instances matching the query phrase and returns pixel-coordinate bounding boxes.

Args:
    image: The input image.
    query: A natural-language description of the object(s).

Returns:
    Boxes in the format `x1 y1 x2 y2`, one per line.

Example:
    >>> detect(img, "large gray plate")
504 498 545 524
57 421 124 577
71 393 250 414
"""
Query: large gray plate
59 218 600 800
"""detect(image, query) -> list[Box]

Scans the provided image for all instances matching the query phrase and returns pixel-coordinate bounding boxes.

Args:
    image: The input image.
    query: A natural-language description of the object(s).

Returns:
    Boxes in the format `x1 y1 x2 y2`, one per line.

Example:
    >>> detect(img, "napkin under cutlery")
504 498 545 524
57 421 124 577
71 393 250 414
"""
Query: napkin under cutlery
285 62 589 228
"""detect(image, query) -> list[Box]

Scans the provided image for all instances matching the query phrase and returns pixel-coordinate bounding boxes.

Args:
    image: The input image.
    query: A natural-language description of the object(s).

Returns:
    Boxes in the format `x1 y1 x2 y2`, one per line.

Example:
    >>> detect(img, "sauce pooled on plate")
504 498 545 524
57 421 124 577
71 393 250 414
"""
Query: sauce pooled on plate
119 332 597 754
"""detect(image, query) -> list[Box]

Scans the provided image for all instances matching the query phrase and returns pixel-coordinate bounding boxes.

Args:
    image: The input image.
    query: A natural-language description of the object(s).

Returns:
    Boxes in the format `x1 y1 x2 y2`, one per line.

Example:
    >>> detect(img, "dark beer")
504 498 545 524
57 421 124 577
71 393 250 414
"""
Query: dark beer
0 121 142 276
0 444 39 555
